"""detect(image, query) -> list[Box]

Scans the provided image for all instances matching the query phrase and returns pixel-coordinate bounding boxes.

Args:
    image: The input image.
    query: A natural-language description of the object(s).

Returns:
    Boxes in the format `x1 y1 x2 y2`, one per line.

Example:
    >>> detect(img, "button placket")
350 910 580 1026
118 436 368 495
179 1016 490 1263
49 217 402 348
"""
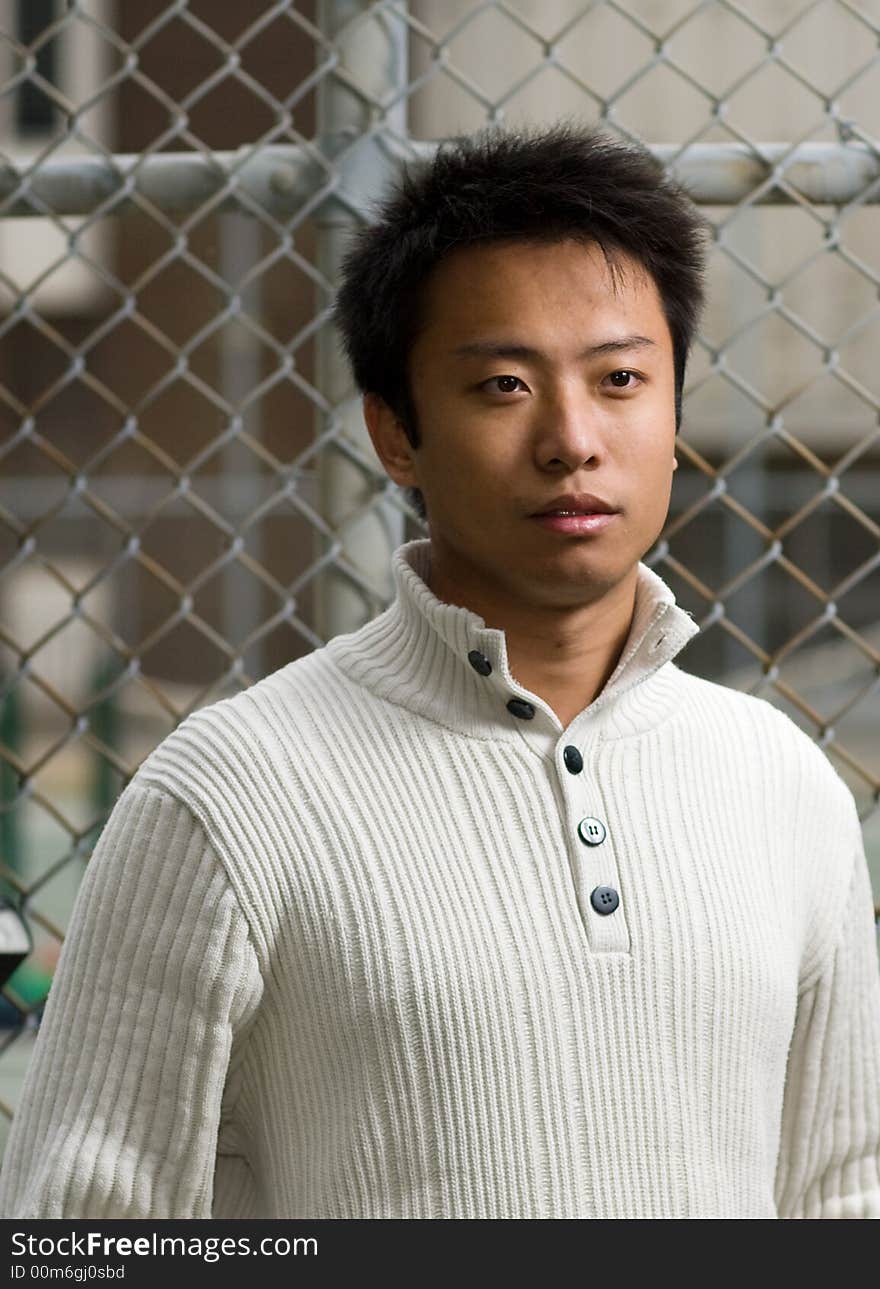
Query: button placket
467 641 630 953
557 732 630 955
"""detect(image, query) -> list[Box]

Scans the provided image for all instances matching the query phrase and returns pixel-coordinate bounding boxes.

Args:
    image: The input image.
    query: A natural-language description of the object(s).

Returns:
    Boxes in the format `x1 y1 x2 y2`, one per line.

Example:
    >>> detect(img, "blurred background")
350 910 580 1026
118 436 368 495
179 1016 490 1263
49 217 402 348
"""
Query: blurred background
0 0 878 1152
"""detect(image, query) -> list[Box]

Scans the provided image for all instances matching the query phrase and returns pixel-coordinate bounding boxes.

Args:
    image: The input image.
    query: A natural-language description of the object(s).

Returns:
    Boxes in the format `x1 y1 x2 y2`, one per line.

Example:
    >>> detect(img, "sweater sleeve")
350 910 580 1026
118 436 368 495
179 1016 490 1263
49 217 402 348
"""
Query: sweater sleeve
774 823 880 1218
0 779 263 1218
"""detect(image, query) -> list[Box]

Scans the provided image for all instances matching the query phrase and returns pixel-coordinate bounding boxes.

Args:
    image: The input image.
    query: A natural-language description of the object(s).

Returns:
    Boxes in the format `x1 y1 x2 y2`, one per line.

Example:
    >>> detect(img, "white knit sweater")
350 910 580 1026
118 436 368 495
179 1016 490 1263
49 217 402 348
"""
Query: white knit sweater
1 537 879 1219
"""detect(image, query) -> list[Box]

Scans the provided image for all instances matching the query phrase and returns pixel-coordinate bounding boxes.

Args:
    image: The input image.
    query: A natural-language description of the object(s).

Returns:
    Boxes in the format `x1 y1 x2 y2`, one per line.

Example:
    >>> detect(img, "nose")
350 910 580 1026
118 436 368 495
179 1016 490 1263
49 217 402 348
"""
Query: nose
534 379 603 471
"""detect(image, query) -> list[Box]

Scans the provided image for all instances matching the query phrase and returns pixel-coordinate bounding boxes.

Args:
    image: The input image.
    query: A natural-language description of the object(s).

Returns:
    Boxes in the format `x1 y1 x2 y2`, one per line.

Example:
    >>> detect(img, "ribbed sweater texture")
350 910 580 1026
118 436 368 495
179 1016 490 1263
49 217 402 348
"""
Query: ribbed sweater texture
1 537 878 1219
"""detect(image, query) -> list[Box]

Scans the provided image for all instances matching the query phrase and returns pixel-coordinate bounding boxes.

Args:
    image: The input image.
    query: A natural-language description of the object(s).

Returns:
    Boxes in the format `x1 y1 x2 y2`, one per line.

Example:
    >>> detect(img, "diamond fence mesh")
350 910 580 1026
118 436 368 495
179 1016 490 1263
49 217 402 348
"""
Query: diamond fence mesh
0 0 878 1143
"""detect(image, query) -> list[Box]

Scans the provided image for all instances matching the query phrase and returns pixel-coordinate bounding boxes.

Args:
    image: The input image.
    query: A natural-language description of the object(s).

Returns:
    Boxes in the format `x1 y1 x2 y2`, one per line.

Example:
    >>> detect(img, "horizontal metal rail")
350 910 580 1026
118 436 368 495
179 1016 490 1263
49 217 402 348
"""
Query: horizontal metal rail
2 139 880 219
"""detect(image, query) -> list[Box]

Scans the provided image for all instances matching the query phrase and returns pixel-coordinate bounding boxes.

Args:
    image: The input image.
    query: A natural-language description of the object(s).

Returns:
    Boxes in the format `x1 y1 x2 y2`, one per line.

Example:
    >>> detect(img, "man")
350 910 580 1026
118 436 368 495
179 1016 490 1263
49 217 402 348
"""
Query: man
1 121 878 1219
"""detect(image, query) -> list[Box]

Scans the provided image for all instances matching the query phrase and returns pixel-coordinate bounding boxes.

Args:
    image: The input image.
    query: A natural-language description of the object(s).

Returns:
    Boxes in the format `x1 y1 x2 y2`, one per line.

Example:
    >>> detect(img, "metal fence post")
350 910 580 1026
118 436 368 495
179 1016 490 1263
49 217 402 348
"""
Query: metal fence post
313 1 411 641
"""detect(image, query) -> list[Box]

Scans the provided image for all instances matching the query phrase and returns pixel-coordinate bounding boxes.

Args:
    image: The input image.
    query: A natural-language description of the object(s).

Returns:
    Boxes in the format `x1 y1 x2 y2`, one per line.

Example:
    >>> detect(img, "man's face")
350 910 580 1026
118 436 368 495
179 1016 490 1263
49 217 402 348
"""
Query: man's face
376 236 678 610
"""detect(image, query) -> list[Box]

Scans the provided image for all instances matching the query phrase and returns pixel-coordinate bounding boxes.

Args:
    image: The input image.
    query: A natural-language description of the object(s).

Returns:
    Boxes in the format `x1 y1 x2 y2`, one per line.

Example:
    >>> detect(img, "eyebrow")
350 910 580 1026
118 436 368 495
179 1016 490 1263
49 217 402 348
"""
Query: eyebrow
450 334 658 362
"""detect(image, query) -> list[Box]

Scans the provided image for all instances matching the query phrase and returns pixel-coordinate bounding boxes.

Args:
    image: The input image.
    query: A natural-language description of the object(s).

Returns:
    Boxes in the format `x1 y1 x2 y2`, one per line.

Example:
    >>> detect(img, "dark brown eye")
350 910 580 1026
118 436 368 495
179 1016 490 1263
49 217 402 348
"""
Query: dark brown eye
608 370 634 387
491 375 523 393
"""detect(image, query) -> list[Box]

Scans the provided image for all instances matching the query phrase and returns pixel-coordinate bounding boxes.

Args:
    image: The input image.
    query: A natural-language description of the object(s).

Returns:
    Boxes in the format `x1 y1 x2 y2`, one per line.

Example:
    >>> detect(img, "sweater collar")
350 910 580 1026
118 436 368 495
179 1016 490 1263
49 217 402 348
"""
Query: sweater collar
326 537 700 755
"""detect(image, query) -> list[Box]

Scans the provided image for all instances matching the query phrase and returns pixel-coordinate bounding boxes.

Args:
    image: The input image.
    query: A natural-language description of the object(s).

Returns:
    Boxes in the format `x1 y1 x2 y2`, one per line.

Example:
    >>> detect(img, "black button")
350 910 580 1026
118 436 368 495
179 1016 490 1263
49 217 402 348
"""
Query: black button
563 745 583 774
506 698 535 720
468 649 492 676
590 885 619 915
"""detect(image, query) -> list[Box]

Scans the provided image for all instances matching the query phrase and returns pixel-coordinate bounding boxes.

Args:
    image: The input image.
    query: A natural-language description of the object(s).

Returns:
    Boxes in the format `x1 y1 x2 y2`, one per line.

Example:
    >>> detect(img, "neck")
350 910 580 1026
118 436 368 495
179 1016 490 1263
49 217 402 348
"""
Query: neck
426 547 640 730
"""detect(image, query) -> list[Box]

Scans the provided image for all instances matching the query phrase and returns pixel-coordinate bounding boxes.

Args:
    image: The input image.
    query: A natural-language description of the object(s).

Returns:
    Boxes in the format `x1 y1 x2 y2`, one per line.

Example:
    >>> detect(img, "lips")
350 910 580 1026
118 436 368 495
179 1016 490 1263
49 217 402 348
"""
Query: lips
532 492 618 516
532 511 618 535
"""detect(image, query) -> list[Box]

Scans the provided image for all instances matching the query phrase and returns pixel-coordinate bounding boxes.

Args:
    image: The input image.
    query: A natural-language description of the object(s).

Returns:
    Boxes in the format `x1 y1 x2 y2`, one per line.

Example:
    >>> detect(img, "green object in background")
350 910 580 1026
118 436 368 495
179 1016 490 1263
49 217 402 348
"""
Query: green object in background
5 957 52 1005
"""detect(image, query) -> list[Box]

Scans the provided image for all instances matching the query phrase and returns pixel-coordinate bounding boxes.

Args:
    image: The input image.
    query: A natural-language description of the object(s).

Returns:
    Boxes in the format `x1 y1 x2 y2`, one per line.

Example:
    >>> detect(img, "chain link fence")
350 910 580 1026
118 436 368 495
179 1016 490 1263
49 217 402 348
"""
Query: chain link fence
0 0 878 1146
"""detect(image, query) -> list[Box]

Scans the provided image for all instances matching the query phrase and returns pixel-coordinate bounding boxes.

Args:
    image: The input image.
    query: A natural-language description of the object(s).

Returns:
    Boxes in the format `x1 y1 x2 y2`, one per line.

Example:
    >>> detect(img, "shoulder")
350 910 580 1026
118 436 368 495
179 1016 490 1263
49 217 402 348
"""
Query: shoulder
669 666 864 960
668 664 857 823
132 647 342 810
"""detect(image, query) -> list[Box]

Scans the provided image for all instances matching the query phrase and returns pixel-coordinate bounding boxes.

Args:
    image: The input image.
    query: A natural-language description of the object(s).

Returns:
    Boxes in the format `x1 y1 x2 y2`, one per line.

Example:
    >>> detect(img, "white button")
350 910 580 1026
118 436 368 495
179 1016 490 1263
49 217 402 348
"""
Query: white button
577 816 607 846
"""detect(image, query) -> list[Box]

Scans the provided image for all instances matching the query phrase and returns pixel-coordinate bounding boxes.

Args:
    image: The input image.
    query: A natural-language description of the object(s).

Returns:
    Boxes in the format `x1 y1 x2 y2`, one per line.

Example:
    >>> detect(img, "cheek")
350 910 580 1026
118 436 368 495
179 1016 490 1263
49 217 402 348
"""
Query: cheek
639 448 676 492
440 423 510 481
624 441 676 512
617 433 674 477
627 402 677 462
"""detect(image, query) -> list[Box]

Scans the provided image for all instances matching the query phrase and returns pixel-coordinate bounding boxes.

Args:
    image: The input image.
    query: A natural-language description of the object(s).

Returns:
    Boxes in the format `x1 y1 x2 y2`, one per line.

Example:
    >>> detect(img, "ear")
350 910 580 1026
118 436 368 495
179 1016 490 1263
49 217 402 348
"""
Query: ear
363 393 421 490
